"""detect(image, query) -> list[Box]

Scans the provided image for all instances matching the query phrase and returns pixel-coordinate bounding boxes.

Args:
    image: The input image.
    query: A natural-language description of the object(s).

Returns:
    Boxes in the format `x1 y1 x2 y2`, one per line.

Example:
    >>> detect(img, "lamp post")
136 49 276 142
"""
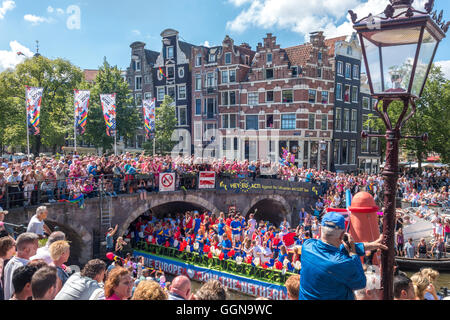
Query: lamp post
349 0 447 300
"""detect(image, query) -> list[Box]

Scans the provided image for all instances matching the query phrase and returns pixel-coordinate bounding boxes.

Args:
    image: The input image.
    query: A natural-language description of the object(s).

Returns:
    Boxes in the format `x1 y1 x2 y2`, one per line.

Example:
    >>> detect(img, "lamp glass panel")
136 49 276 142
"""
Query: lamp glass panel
412 29 437 96
362 37 383 93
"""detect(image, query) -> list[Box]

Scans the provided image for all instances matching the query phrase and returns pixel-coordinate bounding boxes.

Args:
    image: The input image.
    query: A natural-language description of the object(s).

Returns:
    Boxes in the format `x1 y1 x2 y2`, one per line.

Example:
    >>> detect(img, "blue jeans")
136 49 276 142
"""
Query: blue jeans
46 190 55 201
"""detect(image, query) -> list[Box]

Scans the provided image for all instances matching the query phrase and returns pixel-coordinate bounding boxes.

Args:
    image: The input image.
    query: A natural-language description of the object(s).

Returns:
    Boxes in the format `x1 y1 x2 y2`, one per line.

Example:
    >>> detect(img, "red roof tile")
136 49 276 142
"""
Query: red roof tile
284 44 313 67
324 36 347 57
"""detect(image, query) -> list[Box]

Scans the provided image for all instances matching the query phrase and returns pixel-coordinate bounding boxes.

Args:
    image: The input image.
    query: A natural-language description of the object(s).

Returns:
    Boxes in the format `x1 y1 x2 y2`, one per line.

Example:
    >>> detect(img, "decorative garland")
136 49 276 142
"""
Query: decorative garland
134 241 299 285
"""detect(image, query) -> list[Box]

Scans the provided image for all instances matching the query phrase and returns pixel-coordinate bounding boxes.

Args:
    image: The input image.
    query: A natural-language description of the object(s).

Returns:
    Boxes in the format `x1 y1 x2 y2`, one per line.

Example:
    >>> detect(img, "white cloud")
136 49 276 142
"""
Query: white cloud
24 14 53 25
203 41 211 47
132 29 141 36
0 0 15 19
435 61 450 80
0 41 34 72
56 8 64 15
226 0 429 40
47 6 54 13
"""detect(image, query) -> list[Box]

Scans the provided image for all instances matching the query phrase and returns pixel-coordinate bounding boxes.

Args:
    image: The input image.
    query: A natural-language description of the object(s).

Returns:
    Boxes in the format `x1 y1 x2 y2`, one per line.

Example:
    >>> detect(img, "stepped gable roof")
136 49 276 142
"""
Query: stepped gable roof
284 43 313 67
324 36 348 57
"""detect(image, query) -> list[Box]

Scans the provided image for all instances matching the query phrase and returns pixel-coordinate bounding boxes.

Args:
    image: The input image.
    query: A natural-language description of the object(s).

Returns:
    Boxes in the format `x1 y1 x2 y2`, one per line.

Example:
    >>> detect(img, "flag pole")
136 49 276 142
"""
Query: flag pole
114 130 117 156
74 100 77 154
26 100 30 158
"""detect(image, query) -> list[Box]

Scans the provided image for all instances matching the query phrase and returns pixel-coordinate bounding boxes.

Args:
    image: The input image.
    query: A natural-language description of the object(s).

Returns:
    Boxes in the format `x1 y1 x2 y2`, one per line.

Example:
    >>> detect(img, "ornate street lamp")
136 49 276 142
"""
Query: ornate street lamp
349 0 448 300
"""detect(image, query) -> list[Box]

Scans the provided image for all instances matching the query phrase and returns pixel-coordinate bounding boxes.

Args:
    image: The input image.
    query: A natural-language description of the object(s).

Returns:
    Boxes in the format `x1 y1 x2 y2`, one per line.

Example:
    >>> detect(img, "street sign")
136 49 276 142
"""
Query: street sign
159 173 175 192
199 171 216 189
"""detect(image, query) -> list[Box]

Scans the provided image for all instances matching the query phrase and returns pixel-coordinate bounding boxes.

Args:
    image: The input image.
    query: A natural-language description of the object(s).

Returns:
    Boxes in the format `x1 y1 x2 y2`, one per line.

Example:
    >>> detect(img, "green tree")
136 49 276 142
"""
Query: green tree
0 55 83 154
144 95 177 155
364 65 450 166
83 58 139 152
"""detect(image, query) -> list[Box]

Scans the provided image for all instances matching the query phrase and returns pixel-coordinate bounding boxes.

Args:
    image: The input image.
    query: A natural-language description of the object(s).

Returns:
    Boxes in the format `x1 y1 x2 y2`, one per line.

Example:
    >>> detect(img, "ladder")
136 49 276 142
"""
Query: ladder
97 191 112 259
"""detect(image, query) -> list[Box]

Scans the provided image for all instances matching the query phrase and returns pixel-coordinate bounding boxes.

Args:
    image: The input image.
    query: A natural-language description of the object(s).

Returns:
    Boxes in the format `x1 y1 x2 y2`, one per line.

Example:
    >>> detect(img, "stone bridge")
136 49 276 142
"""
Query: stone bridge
5 179 319 265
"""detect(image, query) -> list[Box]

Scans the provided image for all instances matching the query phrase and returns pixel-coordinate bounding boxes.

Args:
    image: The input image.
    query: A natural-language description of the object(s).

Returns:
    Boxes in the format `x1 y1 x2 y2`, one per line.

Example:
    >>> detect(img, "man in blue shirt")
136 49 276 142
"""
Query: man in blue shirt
299 212 387 300
230 216 241 244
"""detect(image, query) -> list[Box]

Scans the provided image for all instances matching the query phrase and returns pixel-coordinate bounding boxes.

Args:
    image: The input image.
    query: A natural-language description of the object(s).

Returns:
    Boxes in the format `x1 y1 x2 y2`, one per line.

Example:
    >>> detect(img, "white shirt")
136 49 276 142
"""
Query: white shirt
4 256 29 300
252 245 262 259
30 245 52 264
27 214 45 236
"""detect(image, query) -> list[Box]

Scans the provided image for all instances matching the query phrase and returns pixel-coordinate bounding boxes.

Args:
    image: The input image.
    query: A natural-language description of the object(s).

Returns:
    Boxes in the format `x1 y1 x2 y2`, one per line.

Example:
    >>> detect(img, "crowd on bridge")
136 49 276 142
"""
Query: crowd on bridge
1 152 448 212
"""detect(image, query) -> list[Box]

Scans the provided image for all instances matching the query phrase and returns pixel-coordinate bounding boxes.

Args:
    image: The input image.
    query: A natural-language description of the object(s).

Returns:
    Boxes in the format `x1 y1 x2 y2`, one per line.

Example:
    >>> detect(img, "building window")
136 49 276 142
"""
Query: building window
308 114 315 130
267 53 273 63
246 115 258 130
195 74 202 91
334 141 341 165
177 106 187 126
167 86 175 99
144 75 151 84
337 61 343 76
363 97 370 110
317 68 322 78
321 91 328 104
207 73 215 88
352 86 358 103
351 110 357 132
266 91 274 102
265 69 274 79
178 67 185 78
196 54 202 67
321 115 327 130
157 87 165 101
363 114 369 131
282 90 293 103
134 60 141 72
221 92 229 106
209 54 216 63
221 70 228 84
195 99 202 115
167 66 175 79
347 46 353 56
308 90 316 103
206 98 216 118
371 137 379 153
291 66 298 77
266 115 274 129
230 91 236 105
336 83 343 101
318 51 323 62
335 108 342 131
361 138 369 153
353 65 359 79
350 141 357 164
178 85 186 100
144 92 152 100
342 140 348 164
222 114 237 129
135 93 142 106
225 52 232 64
281 114 296 130
248 92 258 106
343 109 350 132
345 63 352 79
135 76 142 90
229 70 236 83
167 46 174 59
344 85 351 103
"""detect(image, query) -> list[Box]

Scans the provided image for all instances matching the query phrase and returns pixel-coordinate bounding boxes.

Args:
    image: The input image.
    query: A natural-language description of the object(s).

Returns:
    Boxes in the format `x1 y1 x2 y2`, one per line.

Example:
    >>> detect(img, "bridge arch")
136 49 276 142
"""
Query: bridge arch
118 194 220 237
243 195 292 227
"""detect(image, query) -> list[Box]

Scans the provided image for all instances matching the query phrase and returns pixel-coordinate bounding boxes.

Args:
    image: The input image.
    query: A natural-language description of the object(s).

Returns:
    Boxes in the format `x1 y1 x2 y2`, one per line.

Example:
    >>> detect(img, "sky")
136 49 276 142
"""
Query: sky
0 0 449 78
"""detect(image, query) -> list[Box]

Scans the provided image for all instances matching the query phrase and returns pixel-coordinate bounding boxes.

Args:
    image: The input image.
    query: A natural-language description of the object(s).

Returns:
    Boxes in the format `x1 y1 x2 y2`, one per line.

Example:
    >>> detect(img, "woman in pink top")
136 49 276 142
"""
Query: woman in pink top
105 267 133 300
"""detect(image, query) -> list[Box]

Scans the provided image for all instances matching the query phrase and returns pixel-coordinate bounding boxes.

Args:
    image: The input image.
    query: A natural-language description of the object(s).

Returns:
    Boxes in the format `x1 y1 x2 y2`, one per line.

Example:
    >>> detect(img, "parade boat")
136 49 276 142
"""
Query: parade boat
132 242 297 300
395 256 450 272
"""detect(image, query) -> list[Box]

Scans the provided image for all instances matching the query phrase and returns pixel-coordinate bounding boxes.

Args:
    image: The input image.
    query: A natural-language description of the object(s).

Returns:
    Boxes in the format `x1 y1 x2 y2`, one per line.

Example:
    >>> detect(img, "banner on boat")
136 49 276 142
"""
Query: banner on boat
133 251 287 300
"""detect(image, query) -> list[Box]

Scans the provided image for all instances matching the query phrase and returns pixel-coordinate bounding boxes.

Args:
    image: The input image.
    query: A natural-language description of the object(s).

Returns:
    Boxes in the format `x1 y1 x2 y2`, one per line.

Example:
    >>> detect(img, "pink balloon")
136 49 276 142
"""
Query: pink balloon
106 252 115 261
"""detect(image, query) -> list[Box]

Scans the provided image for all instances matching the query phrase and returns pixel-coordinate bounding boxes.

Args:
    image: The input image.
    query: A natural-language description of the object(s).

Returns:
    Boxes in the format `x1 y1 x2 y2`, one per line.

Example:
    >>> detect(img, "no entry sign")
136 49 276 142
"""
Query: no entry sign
199 171 216 189
159 173 175 192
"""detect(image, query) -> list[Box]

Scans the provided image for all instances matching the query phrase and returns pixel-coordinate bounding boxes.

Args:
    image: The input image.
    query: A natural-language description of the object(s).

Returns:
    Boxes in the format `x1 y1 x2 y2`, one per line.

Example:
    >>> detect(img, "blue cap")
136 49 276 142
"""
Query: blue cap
321 212 345 230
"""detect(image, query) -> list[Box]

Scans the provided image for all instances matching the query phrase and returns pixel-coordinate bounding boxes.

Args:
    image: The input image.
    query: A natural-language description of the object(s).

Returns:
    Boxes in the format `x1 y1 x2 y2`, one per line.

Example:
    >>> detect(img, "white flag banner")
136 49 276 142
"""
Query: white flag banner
199 172 216 189
25 86 44 135
74 90 90 135
100 93 117 137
